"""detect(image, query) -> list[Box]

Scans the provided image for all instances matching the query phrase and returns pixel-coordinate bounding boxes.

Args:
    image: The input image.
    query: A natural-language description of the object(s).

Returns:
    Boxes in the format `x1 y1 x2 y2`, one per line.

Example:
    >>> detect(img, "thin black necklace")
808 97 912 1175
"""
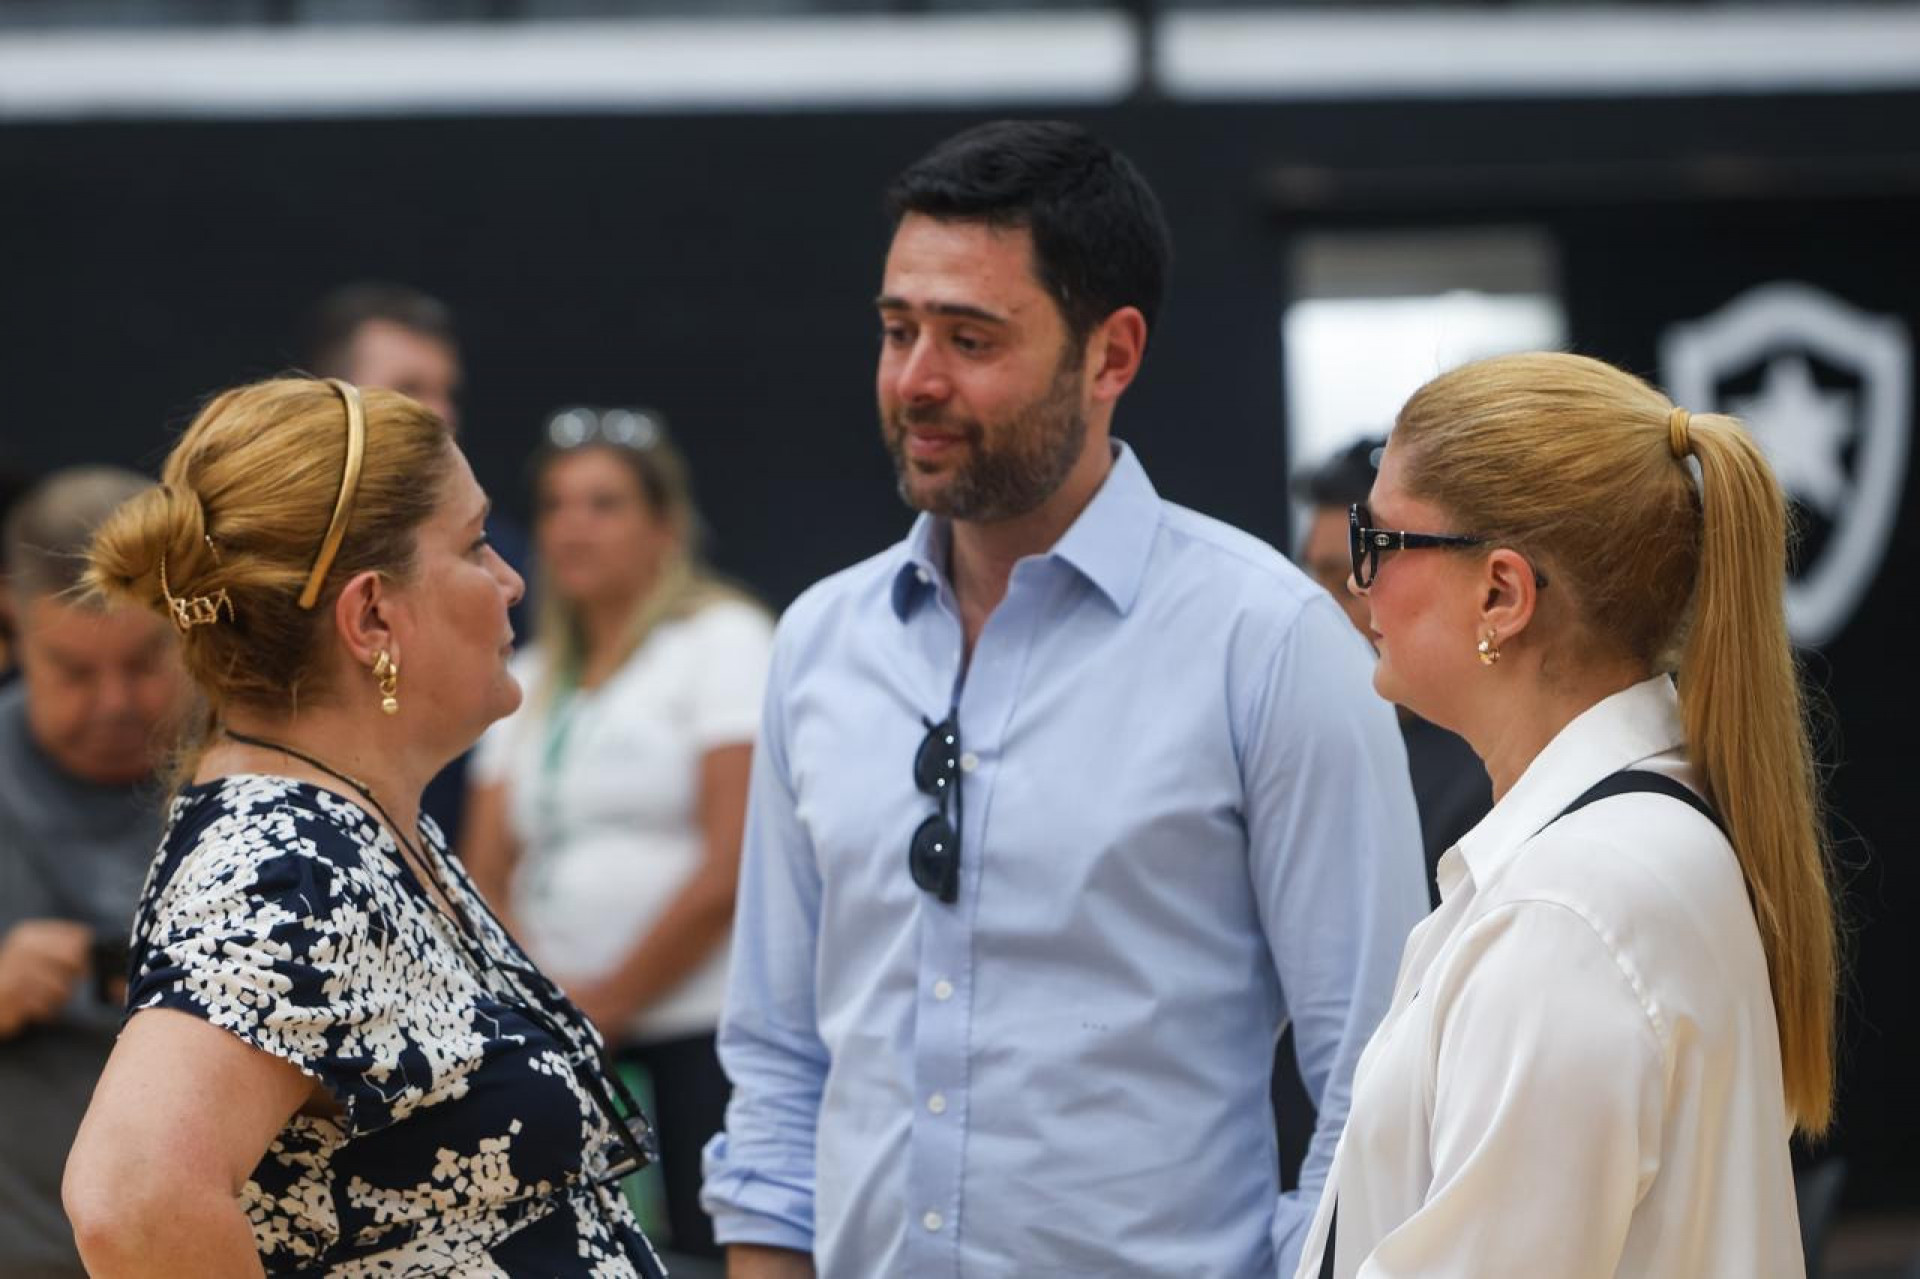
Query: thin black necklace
223 726 374 798
220 727 451 908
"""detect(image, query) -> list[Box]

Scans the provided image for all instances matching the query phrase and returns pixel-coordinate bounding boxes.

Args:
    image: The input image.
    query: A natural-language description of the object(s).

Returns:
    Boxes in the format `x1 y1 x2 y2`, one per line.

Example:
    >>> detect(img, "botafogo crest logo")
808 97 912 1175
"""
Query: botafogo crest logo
1661 282 1912 648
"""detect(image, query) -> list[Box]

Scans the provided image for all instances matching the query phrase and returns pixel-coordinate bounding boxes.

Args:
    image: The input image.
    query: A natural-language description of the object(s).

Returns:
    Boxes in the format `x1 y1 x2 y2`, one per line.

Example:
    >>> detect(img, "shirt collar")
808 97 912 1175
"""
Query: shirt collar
1452 674 1687 890
891 515 948 620
889 441 1160 622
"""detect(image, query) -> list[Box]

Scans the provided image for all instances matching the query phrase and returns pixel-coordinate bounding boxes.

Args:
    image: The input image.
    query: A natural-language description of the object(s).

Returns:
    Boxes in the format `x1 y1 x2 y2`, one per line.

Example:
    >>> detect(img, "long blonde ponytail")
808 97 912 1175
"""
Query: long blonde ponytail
1679 413 1835 1134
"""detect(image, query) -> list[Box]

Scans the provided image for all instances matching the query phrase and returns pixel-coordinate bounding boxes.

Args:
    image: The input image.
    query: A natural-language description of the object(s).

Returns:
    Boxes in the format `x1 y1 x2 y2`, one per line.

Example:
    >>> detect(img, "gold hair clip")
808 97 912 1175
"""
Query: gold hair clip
159 551 235 632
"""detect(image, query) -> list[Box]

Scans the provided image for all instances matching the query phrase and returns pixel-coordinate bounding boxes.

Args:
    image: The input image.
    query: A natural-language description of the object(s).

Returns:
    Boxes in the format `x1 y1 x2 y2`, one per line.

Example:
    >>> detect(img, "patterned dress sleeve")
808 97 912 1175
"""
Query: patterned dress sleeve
127 780 424 1135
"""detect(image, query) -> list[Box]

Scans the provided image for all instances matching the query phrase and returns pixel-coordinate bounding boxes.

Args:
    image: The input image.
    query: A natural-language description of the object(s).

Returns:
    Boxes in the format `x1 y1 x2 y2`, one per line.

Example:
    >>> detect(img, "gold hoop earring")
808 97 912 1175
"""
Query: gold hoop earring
1477 632 1501 667
373 651 400 715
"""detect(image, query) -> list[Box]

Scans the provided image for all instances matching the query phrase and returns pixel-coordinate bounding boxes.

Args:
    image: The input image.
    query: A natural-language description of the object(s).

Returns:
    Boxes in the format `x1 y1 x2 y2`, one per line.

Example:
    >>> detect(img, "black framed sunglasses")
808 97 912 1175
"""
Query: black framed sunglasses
909 711 963 904
544 406 665 452
1348 503 1549 590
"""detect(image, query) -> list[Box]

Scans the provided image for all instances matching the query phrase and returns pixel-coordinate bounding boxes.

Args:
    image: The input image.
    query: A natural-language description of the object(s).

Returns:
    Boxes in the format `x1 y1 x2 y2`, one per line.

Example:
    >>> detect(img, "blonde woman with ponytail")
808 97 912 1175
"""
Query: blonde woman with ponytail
1298 352 1835 1279
63 379 667 1277
461 409 771 1260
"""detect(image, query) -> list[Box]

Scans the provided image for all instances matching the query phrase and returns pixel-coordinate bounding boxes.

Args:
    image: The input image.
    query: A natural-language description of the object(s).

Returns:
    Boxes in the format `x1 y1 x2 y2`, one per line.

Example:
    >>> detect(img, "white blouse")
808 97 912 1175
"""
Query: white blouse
473 598 772 1042
1297 676 1805 1279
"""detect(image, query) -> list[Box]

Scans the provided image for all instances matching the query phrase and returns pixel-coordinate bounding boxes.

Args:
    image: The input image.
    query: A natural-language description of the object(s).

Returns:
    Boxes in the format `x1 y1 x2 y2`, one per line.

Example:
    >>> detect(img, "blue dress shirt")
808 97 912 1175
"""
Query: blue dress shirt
703 444 1427 1277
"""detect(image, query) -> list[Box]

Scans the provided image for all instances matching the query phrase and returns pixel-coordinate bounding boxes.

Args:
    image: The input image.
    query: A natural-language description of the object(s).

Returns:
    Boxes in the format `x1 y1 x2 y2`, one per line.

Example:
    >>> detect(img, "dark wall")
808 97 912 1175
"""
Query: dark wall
0 107 1293 606
4 89 1916 1206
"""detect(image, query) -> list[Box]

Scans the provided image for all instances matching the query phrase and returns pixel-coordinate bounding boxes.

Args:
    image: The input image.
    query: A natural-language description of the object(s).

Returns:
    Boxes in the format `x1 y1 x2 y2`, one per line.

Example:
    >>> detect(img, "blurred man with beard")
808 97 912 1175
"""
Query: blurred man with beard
704 120 1425 1279
0 468 190 1277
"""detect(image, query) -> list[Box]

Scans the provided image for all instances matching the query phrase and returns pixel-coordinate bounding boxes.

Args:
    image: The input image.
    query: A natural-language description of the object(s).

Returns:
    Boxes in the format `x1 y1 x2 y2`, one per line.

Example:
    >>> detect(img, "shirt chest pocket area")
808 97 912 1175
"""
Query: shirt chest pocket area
787 712 928 911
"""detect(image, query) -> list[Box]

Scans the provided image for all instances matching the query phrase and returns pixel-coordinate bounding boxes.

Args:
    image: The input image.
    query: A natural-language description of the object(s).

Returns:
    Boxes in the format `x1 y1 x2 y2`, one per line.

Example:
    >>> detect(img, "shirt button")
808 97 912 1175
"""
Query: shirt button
959 751 979 773
915 567 931 584
923 1211 944 1232
927 1093 947 1115
932 979 954 1001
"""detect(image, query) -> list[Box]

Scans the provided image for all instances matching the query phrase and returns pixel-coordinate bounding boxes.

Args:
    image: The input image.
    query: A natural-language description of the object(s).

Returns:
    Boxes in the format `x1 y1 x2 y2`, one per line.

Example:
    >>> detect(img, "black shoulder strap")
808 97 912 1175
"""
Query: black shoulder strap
1318 1203 1339 1279
1548 769 1725 836
1312 769 1725 1279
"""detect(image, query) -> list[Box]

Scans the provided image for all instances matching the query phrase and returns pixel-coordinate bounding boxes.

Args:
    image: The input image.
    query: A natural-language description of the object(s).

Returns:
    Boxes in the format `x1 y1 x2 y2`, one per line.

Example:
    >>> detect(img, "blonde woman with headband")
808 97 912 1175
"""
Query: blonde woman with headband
62 379 667 1277
1299 352 1836 1278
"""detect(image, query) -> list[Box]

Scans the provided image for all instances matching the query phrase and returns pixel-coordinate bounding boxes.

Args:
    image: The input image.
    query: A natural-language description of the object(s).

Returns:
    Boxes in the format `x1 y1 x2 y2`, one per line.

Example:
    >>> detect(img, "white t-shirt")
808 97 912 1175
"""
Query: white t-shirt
1297 675 1805 1279
473 597 773 1042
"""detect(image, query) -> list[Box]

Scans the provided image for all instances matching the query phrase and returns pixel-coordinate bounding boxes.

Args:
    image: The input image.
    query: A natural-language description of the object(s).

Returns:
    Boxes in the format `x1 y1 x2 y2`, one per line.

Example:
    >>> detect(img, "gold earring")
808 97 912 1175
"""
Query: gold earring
1477 632 1501 666
373 651 400 715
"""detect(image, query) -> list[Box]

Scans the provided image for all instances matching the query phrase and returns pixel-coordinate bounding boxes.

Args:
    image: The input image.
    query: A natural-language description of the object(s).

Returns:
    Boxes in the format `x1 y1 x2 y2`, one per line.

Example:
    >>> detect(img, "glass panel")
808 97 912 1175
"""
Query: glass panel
1282 227 1566 548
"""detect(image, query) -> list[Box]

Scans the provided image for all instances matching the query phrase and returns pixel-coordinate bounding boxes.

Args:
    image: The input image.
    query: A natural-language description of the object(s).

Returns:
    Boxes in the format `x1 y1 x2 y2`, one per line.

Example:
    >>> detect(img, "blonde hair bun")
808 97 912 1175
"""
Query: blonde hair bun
85 378 452 714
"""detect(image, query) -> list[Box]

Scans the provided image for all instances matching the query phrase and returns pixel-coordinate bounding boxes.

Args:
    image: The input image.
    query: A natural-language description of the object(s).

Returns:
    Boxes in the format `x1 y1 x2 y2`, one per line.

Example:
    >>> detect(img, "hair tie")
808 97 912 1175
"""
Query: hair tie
299 379 367 610
1667 405 1693 459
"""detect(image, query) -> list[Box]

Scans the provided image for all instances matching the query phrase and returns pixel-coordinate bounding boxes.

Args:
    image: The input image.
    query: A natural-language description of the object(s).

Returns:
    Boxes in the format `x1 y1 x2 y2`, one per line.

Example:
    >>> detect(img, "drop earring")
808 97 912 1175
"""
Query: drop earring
373 651 400 715
1477 632 1501 667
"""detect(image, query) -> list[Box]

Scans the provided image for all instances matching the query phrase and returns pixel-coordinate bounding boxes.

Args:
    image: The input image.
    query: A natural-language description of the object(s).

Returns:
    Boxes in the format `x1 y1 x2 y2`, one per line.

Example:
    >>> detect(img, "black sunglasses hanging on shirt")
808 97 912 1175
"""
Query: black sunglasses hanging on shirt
909 710 963 903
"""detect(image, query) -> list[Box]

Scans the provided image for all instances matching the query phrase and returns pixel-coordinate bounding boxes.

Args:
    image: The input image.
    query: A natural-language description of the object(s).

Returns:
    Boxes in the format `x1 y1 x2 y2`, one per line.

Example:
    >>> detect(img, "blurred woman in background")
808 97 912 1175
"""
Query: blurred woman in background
1300 352 1836 1278
65 378 664 1276
464 406 771 1260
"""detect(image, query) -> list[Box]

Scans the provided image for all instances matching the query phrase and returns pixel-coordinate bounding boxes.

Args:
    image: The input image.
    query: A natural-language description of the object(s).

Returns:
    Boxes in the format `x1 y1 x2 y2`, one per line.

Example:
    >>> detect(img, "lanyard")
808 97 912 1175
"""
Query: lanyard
524 677 586 901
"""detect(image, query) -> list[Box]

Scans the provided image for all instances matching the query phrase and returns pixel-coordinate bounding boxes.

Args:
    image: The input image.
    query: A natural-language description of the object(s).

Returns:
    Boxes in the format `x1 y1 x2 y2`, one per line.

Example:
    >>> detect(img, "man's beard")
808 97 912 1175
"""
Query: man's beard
883 360 1087 523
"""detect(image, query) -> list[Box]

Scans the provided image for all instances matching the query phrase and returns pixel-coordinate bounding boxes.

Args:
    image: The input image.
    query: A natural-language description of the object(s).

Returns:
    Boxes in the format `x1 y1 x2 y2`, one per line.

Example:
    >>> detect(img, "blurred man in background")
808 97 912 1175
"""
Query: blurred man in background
1293 434 1491 896
303 282 527 848
0 467 190 1278
305 281 464 432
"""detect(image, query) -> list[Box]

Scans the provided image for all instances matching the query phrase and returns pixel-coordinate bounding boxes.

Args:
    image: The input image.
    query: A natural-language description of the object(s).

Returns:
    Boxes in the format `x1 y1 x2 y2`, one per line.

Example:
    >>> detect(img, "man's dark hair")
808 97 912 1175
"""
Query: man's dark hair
884 119 1171 350
304 281 457 378
1293 434 1387 509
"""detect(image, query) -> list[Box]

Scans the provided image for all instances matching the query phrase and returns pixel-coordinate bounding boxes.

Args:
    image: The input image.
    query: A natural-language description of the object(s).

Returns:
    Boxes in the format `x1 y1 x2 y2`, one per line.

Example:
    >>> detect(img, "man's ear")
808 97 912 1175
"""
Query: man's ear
329 570 395 669
1479 548 1543 649
1084 306 1148 406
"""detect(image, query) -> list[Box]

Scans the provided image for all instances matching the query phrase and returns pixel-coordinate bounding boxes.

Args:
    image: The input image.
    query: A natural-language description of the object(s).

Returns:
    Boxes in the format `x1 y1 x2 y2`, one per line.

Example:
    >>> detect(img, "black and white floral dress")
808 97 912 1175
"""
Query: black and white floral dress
126 773 666 1276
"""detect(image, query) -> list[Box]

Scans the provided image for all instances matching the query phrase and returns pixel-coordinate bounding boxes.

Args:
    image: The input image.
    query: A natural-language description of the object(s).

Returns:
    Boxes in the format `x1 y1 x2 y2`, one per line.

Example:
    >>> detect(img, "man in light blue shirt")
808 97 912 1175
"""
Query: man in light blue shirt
703 119 1427 1278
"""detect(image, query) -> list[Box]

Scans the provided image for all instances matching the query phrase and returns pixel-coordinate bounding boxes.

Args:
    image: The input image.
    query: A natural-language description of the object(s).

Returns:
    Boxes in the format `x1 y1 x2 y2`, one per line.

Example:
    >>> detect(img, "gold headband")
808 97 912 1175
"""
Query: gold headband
1667 405 1693 459
159 551 234 632
299 379 368 610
